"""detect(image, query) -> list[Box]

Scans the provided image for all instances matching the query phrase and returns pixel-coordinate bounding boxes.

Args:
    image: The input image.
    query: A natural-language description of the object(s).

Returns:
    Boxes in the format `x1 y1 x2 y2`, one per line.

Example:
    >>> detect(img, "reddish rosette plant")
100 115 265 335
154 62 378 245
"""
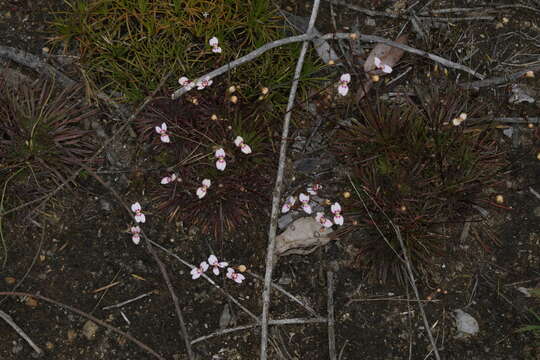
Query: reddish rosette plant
0 77 98 201
331 84 507 283
135 86 277 238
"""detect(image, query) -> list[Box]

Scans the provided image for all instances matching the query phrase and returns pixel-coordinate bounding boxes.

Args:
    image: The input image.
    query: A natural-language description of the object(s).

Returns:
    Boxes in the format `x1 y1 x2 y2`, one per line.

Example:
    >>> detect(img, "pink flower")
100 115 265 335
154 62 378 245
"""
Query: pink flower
315 212 333 228
130 226 141 245
208 255 228 275
234 136 252 154
338 73 351 96
155 122 170 143
281 196 296 213
209 37 222 53
191 261 209 279
299 193 312 214
307 183 322 196
131 202 146 223
196 179 211 199
226 267 246 284
161 173 177 185
215 148 226 171
374 57 392 73
196 77 213 90
331 202 344 225
178 76 195 90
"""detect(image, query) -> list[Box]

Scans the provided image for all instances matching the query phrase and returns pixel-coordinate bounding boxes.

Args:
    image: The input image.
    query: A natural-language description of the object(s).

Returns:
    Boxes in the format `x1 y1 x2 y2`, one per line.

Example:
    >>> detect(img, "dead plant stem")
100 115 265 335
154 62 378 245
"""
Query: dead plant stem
259 0 322 358
0 292 165 359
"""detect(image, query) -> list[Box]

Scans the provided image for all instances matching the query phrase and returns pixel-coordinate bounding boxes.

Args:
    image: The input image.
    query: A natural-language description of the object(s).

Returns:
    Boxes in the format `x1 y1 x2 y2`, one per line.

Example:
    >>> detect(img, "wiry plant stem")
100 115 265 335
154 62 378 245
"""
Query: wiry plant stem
260 1 321 358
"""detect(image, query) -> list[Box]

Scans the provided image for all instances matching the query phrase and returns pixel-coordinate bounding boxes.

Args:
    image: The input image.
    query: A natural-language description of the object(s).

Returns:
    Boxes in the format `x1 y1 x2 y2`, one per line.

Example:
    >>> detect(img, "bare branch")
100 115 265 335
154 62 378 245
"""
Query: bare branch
260 1 322 358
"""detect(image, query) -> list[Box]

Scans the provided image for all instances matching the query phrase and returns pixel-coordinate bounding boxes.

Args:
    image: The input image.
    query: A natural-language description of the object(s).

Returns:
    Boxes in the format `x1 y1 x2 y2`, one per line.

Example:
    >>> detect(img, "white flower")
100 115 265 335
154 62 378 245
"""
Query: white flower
374 57 393 73
281 196 296 213
338 73 350 96
196 77 213 90
452 112 467 126
191 261 209 279
209 36 222 53
196 178 211 199
178 76 195 90
161 173 177 185
315 212 333 228
130 226 141 245
215 148 226 171
208 255 228 275
307 183 322 196
331 202 344 226
234 136 252 154
226 267 246 284
299 193 312 214
155 122 170 143
131 202 146 223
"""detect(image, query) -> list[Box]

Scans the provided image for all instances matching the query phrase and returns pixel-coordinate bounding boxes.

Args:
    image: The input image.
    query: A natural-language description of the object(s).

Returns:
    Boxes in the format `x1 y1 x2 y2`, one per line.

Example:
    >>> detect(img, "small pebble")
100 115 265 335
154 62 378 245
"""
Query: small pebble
82 320 98 340
25 297 38 308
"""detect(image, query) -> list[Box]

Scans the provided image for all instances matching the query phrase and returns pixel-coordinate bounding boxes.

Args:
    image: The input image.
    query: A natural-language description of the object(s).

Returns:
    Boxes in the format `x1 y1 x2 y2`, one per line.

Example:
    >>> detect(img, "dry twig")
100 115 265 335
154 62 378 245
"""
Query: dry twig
0 292 165 359
327 269 337 360
191 317 326 345
260 1 322 358
0 309 44 357
80 165 195 360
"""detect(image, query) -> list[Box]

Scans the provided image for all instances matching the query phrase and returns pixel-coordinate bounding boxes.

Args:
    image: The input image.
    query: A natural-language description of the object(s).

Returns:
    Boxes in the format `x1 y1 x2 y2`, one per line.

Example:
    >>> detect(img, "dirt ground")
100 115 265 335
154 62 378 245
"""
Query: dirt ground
1 0 540 359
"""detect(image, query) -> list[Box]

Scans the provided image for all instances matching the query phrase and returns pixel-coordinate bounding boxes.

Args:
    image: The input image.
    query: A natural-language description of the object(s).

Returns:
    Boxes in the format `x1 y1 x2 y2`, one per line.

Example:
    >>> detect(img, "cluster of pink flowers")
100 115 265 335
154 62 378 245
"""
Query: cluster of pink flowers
190 255 246 284
281 184 344 228
129 202 146 244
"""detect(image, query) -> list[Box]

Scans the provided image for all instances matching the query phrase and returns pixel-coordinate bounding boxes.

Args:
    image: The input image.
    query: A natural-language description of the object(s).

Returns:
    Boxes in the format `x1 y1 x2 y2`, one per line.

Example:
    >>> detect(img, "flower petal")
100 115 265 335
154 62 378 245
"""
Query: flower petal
208 254 218 265
234 136 243 147
299 193 309 203
216 159 226 171
200 261 209 272
241 144 252 154
331 202 341 214
161 134 170 143
202 179 211 187
340 73 351 83
196 187 207 199
131 202 141 212
338 84 349 96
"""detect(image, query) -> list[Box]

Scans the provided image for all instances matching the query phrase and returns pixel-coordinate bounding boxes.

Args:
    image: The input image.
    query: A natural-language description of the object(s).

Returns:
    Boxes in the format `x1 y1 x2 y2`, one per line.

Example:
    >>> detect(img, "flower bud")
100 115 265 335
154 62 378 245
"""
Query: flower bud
230 95 238 104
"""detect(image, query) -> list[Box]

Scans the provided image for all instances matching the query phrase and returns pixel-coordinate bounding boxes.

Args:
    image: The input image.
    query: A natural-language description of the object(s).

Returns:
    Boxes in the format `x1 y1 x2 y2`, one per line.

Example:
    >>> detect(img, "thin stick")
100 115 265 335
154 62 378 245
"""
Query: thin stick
144 234 195 360
0 226 45 306
392 226 441 360
460 65 540 89
170 31 484 101
81 165 194 360
0 292 165 359
0 309 44 357
102 291 156 310
0 45 76 88
149 239 259 322
260 1 322 358
191 317 327 345
247 270 321 317
472 117 540 124
170 32 353 100
356 33 484 80
327 269 337 360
